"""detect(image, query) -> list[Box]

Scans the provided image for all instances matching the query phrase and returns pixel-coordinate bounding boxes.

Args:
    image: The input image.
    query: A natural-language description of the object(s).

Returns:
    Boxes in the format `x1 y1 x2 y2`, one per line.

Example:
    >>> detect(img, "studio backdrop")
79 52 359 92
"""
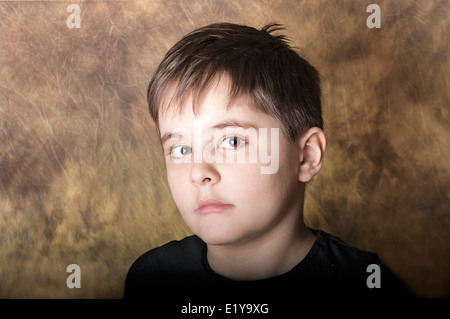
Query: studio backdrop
0 0 448 298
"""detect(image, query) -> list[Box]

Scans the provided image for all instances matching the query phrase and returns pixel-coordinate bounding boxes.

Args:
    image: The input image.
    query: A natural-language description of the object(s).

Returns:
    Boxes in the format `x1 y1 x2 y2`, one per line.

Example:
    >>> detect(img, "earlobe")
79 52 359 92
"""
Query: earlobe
298 127 326 182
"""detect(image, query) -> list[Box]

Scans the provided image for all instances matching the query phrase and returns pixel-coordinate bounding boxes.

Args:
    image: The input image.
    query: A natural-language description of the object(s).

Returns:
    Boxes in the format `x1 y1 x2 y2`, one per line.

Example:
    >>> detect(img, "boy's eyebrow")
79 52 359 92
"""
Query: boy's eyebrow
210 120 258 130
160 132 177 146
160 120 258 145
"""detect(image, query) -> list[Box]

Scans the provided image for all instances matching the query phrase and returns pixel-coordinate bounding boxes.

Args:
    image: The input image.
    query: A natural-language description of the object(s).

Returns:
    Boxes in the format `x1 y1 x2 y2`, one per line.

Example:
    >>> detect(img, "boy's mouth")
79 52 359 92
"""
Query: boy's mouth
195 198 234 215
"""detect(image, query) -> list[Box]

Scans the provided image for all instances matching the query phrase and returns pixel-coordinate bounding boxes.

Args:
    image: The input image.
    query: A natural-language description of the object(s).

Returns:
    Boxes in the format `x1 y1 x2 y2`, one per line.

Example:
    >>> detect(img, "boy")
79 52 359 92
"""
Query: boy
125 23 409 301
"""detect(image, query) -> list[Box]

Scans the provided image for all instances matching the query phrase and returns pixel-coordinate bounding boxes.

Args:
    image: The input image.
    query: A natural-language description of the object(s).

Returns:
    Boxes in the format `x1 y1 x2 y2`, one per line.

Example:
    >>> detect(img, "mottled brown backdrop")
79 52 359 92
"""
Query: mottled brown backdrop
0 0 448 298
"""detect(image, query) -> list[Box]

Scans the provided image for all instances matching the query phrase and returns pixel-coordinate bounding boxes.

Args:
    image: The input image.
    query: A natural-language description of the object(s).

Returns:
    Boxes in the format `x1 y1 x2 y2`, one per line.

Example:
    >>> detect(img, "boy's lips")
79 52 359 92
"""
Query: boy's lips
195 198 234 215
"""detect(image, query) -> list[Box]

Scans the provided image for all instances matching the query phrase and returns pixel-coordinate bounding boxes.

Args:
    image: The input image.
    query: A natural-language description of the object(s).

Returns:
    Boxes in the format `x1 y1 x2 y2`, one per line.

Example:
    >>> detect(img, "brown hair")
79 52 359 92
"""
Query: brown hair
147 22 323 142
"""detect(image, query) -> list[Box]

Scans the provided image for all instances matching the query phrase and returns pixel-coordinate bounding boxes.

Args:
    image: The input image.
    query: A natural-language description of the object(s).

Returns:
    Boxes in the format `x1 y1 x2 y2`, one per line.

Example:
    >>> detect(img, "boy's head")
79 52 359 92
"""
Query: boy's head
148 23 323 142
147 23 326 246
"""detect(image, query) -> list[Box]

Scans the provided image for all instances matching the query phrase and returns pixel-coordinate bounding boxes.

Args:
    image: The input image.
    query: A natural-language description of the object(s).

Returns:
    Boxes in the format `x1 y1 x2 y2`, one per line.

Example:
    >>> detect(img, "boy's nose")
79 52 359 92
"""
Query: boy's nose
189 162 220 187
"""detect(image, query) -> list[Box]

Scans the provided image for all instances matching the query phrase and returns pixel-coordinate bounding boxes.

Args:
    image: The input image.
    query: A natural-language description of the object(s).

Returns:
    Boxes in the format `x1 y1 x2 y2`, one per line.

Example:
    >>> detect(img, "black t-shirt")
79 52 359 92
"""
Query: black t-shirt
125 229 410 303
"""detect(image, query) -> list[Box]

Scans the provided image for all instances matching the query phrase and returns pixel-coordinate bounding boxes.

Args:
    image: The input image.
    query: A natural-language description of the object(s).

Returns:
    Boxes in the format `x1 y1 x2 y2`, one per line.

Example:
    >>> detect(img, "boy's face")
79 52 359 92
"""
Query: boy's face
158 78 305 246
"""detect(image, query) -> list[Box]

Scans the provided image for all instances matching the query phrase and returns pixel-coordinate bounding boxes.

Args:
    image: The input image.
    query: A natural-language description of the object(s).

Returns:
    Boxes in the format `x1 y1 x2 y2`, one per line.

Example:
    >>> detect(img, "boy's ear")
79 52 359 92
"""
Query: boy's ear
298 127 326 182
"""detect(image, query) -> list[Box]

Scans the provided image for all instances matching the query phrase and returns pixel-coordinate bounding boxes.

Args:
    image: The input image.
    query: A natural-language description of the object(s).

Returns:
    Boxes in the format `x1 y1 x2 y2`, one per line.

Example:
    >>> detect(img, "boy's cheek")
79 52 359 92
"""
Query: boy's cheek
167 180 191 212
166 166 191 197
167 166 188 182
165 158 192 172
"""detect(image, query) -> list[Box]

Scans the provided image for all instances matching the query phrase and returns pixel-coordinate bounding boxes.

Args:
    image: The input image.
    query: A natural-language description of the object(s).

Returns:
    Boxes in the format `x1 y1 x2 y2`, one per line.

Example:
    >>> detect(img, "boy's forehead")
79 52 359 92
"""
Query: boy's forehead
158 99 256 135
158 77 252 128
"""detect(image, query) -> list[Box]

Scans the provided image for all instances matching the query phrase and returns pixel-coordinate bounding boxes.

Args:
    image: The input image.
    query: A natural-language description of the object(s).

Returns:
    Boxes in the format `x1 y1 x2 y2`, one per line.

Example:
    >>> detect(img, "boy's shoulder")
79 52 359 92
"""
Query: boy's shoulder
306 229 411 295
125 235 206 282
124 235 209 298
310 229 380 268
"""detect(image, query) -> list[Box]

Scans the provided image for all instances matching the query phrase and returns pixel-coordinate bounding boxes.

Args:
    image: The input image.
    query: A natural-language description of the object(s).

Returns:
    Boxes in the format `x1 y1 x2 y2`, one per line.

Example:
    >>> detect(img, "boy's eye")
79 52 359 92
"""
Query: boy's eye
220 136 245 149
170 145 192 159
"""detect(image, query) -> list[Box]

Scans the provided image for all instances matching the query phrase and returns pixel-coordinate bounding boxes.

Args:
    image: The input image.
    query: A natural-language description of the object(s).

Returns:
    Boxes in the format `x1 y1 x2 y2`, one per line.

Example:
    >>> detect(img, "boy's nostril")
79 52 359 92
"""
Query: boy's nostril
202 177 212 183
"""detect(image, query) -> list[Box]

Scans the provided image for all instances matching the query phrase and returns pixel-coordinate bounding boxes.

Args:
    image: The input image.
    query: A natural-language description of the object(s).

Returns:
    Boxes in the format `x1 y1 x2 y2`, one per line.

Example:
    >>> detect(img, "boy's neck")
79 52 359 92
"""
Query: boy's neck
206 214 316 281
